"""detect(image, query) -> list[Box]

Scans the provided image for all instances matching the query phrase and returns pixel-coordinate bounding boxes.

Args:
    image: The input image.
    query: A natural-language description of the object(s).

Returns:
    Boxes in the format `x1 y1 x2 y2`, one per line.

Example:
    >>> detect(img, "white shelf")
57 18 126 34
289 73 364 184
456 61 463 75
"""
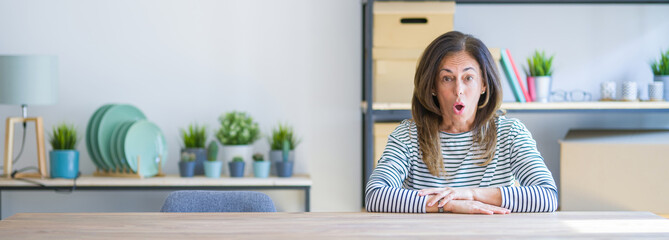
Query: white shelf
370 101 669 111
0 174 312 187
501 101 669 110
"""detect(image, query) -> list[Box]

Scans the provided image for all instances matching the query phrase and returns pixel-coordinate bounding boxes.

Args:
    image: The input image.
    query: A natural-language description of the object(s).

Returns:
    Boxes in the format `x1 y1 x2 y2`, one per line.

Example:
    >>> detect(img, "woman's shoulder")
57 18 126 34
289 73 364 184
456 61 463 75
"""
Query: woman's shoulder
392 119 417 137
382 119 415 144
495 115 528 134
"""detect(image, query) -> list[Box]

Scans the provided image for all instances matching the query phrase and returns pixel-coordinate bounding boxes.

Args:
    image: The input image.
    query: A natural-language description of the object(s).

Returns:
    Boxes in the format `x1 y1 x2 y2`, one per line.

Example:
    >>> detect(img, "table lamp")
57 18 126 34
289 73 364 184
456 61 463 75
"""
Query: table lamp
0 55 58 178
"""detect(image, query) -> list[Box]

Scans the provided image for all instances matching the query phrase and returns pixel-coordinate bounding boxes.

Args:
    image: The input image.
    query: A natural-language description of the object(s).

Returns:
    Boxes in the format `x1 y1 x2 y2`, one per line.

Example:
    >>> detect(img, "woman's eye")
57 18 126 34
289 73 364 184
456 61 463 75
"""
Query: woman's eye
465 76 474 81
443 76 453 81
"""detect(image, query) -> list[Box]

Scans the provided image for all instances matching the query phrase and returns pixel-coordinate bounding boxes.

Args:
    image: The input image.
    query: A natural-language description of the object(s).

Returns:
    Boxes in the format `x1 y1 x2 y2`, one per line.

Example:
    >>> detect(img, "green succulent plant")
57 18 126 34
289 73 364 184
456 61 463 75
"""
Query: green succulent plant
216 111 260 145
206 141 218 161
180 152 196 162
49 123 78 150
651 49 669 76
232 156 244 162
282 139 291 162
269 123 301 150
525 50 554 77
181 123 207 149
252 153 265 162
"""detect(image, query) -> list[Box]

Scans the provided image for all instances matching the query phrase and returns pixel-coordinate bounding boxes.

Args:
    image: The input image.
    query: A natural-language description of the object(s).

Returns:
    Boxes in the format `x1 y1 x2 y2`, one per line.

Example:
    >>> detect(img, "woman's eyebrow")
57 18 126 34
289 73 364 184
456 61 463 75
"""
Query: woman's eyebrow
439 67 476 73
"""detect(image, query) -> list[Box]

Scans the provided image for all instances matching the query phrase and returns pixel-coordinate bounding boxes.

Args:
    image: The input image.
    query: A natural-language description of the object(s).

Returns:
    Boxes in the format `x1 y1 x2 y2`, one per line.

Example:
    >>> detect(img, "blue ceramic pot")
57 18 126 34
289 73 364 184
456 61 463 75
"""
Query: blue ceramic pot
178 161 196 177
253 161 271 178
275 161 294 178
228 161 245 178
269 150 294 176
50 150 79 179
182 148 206 175
204 161 222 178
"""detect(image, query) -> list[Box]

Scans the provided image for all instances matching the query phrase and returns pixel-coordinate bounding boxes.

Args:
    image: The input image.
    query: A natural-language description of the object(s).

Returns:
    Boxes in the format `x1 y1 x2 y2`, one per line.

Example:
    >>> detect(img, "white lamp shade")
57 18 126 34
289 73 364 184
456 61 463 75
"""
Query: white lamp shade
0 55 58 105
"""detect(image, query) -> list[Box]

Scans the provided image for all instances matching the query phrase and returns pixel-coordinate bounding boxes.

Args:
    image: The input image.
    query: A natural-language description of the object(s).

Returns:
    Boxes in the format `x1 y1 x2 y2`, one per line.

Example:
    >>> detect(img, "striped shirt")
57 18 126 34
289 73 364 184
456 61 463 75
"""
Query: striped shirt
365 116 558 213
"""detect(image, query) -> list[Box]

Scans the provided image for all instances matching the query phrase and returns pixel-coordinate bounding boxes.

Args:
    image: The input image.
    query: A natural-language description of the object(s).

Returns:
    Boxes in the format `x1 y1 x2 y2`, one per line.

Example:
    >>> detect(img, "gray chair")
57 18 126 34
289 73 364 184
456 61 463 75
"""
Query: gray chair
160 190 276 212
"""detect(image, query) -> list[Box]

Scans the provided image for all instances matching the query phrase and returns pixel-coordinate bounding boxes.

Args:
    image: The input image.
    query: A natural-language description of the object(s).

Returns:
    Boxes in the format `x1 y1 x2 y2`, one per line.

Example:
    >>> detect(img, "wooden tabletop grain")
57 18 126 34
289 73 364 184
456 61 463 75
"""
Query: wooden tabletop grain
1 211 668 239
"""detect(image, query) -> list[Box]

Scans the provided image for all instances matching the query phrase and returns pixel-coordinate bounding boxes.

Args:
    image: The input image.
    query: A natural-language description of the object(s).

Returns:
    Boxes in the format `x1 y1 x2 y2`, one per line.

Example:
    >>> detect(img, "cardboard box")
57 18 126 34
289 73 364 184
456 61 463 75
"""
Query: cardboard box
371 1 454 104
560 129 669 214
373 48 421 104
374 122 401 168
373 1 455 49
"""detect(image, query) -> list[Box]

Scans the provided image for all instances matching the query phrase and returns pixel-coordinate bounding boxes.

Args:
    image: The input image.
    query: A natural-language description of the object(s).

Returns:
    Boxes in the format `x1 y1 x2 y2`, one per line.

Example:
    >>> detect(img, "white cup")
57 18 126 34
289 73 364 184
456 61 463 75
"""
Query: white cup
600 81 616 100
621 81 638 101
649 81 664 101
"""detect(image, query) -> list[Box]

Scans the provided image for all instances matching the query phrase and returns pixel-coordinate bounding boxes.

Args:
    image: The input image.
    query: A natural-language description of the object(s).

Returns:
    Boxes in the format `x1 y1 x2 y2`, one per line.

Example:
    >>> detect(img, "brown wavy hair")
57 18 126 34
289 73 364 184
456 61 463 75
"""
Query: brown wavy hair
412 31 503 177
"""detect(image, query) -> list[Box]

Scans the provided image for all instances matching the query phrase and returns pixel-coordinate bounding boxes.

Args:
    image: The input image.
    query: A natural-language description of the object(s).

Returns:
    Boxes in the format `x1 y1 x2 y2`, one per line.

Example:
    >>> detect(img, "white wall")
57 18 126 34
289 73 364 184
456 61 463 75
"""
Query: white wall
0 0 362 218
1 1 668 218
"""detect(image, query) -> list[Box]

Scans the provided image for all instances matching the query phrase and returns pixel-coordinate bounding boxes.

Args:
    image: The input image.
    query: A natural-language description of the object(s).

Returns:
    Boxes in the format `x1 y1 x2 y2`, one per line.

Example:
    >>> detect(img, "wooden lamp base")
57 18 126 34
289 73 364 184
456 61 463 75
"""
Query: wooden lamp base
3 117 48 179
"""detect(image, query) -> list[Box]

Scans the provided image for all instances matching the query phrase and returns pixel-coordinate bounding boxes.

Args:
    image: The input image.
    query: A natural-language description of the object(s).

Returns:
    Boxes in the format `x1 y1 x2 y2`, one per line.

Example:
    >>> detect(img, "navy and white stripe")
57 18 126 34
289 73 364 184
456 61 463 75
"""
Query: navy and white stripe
365 116 558 213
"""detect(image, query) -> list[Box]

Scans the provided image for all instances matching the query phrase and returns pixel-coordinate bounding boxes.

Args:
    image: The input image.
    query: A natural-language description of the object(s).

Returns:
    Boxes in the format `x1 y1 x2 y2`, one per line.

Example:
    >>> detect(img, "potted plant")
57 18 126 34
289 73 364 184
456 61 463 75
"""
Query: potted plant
178 152 196 177
228 156 245 178
49 123 79 179
203 141 222 178
180 123 207 175
252 153 270 178
216 111 260 176
269 123 300 177
651 49 669 101
525 50 554 103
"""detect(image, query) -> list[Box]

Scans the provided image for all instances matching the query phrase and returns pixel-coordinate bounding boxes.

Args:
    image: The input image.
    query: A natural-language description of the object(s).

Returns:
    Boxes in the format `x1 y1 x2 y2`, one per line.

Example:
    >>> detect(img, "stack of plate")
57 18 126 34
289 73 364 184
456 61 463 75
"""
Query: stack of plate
86 104 168 177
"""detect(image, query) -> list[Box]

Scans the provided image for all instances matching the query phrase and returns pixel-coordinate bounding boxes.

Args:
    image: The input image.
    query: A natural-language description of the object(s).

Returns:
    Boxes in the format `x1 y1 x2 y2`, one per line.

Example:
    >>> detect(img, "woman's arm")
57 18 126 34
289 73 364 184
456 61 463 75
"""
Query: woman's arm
419 187 501 207
420 187 502 207
365 125 428 213
499 120 558 212
424 194 509 215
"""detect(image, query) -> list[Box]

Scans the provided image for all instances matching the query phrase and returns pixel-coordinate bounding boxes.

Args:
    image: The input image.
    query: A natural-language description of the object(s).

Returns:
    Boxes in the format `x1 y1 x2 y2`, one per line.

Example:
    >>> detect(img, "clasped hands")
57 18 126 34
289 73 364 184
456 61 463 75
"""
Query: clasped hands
418 187 510 215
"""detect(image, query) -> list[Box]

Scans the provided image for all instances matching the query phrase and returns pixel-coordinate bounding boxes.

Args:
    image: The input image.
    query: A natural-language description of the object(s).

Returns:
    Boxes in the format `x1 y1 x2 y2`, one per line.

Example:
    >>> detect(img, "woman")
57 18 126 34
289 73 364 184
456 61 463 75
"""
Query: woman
365 31 557 214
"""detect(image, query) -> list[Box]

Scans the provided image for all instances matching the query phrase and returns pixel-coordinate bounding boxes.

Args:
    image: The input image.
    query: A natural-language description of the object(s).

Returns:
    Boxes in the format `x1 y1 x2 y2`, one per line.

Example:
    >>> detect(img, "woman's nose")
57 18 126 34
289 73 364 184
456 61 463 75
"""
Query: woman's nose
454 82 464 96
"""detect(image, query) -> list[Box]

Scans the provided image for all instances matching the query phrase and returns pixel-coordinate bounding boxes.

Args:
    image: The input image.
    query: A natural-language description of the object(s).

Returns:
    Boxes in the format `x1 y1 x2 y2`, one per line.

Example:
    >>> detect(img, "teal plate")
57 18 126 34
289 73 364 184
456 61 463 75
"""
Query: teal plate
96 104 146 172
109 120 135 171
115 120 136 170
124 120 167 177
85 105 105 170
86 104 113 171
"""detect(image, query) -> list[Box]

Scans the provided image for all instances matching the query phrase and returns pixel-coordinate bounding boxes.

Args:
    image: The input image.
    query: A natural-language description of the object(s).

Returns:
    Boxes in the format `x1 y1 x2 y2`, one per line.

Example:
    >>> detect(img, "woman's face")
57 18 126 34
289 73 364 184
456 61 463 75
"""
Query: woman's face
434 51 486 127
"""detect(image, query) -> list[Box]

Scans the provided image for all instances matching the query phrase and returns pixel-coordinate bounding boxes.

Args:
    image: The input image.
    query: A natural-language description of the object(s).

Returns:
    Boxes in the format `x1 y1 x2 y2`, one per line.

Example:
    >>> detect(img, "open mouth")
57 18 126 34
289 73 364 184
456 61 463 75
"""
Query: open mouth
453 102 465 115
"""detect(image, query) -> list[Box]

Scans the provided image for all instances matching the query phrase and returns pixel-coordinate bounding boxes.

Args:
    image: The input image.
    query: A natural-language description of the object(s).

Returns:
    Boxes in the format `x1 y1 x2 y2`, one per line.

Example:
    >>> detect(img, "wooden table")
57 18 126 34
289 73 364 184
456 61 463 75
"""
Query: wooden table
1 212 668 239
0 174 312 217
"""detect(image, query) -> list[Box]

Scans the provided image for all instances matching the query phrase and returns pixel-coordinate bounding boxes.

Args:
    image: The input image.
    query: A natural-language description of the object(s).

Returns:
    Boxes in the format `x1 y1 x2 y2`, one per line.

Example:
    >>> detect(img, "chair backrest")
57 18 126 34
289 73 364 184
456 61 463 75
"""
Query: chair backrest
160 190 276 212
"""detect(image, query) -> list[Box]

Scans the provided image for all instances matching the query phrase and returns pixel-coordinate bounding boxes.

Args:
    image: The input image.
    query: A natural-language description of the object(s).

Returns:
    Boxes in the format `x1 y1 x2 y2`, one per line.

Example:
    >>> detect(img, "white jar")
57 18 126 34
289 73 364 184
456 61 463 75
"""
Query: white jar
600 81 616 101
648 81 664 101
621 81 638 101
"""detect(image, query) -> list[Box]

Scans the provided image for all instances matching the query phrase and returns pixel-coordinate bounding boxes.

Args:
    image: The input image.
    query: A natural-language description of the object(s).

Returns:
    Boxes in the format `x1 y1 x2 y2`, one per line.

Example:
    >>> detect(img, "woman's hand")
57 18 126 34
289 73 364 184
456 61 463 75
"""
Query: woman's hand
445 200 510 215
419 187 475 208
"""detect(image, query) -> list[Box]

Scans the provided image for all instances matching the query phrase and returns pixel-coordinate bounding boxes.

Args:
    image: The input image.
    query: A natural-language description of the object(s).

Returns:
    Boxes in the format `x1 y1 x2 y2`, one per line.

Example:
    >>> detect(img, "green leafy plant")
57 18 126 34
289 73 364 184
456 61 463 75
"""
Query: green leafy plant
269 123 301 150
216 111 260 145
651 49 669 76
252 153 264 162
180 152 196 162
206 141 218 161
49 123 78 150
232 156 244 162
181 123 207 149
525 50 554 77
